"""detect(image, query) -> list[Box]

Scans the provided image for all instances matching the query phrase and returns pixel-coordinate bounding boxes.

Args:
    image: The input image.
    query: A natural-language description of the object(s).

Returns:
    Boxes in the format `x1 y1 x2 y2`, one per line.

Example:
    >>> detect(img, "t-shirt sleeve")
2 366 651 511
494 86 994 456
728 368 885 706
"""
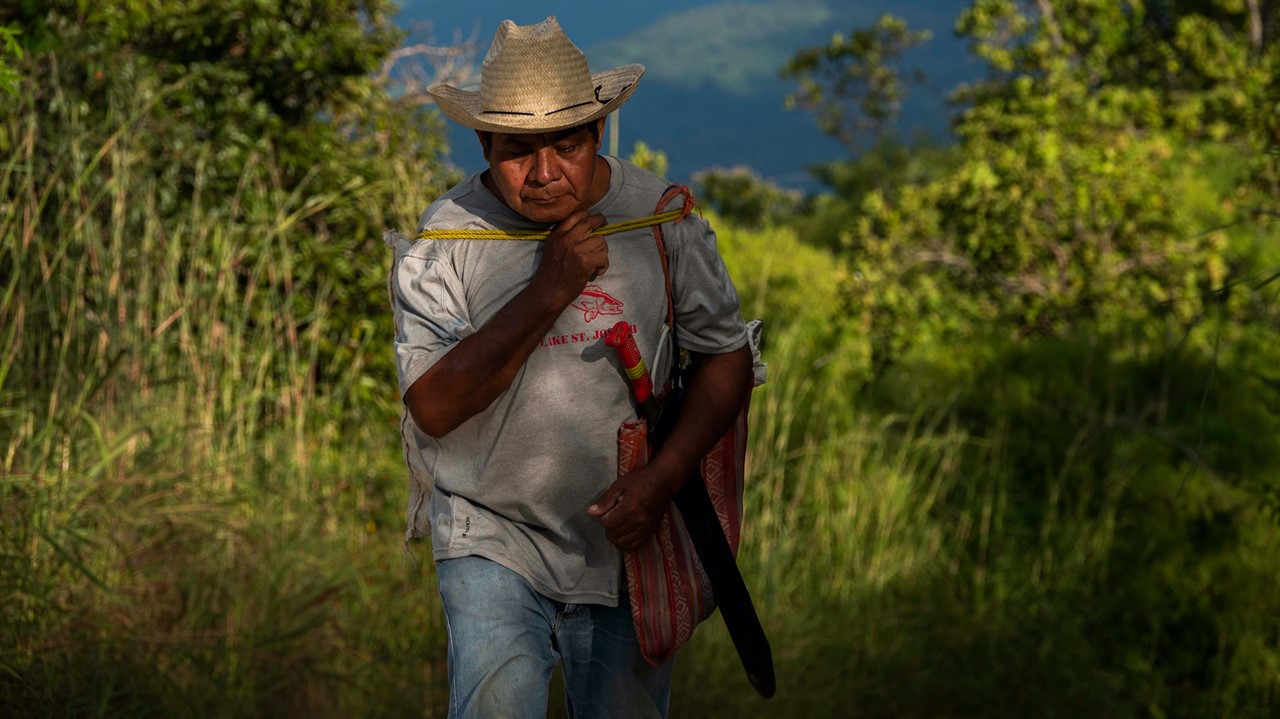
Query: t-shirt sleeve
391 253 475 399
668 217 748 355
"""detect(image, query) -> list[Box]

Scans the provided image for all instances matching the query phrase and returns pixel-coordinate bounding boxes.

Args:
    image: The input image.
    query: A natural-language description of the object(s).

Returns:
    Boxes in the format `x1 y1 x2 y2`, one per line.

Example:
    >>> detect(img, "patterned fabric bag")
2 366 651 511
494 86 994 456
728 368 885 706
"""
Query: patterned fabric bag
618 186 766 666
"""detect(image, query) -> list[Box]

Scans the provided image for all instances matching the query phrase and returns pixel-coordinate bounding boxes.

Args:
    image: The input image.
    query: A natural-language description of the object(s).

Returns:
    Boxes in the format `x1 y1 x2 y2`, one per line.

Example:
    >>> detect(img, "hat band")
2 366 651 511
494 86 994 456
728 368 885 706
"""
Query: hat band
480 103 595 117
594 84 619 103
481 84 613 118
546 100 594 116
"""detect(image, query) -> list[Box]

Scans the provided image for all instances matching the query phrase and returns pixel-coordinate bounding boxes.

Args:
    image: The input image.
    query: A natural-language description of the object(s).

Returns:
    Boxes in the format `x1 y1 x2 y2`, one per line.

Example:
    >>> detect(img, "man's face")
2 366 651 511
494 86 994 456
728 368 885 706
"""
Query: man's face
479 120 607 224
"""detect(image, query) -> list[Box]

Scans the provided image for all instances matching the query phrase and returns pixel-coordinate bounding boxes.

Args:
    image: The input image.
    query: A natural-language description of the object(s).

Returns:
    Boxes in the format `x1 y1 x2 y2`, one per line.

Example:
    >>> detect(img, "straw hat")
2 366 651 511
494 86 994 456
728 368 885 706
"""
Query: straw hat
428 17 645 134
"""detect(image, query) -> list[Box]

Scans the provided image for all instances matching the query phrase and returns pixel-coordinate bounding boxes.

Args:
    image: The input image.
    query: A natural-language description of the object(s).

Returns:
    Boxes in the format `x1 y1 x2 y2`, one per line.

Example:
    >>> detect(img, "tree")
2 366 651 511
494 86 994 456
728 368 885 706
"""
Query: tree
815 0 1279 374
0 0 459 399
627 141 669 178
693 166 802 228
0 0 433 196
794 7 1280 714
781 14 931 152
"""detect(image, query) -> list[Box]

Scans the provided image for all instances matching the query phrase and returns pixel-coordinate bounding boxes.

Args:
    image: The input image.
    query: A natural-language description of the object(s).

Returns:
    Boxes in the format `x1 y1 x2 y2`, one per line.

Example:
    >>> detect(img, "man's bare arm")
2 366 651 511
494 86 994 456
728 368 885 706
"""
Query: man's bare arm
405 210 609 437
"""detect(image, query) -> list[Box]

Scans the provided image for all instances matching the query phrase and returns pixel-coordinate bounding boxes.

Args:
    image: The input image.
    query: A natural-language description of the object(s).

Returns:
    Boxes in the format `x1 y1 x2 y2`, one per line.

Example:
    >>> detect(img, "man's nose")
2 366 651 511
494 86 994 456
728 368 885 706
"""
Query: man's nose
529 147 560 185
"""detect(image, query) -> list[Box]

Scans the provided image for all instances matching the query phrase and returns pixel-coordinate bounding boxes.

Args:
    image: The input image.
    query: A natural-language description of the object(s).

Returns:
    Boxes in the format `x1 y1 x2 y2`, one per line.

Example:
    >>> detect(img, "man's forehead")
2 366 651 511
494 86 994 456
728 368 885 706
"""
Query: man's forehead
493 126 592 146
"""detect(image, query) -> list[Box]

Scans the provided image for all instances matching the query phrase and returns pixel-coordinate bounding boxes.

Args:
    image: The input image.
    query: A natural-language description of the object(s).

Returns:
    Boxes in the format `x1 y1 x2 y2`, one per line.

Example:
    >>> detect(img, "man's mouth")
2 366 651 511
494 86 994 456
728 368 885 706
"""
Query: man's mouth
525 196 563 205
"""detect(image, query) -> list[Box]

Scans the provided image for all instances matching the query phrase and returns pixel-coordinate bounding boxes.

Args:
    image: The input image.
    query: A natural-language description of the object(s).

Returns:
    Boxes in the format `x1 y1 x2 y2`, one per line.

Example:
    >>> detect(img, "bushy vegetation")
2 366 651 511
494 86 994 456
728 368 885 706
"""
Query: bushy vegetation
701 1 1280 716
693 165 803 229
2 1 1279 718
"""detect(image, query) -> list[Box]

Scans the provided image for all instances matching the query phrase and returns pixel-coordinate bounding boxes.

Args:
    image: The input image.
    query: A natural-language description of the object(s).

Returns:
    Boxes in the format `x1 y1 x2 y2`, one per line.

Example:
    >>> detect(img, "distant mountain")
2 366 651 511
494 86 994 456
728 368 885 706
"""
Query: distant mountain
395 0 981 193
588 1 832 96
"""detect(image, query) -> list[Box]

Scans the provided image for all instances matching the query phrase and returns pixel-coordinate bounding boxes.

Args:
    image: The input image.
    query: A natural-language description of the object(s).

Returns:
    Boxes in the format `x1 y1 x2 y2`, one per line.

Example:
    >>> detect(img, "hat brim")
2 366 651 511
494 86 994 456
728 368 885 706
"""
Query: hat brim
428 65 644 134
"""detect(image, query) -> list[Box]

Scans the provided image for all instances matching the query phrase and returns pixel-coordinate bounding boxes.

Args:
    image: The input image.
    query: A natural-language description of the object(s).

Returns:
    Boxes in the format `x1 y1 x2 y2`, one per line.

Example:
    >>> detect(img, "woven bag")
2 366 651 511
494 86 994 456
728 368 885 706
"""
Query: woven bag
618 186 765 665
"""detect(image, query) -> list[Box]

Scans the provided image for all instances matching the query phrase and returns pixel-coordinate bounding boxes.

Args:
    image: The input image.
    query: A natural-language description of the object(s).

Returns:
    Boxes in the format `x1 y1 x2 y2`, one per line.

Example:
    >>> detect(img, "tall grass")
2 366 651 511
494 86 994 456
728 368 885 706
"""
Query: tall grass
0 84 447 717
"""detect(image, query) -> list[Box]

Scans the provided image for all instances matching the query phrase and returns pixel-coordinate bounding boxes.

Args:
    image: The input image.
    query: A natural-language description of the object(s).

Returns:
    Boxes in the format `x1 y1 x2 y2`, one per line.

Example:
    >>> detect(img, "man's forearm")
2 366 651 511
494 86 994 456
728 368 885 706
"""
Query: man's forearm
404 280 566 437
404 210 610 438
647 345 753 496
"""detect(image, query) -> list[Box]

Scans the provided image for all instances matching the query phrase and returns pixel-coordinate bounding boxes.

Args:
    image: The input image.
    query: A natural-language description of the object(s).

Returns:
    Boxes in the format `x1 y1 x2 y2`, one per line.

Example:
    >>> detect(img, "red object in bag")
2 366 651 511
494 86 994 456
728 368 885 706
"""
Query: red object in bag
605 321 654 405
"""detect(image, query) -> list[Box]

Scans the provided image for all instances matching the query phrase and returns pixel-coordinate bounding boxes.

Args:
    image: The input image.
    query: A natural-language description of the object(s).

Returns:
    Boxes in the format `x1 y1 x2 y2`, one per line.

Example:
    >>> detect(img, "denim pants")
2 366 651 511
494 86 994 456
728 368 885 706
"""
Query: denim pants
436 555 674 719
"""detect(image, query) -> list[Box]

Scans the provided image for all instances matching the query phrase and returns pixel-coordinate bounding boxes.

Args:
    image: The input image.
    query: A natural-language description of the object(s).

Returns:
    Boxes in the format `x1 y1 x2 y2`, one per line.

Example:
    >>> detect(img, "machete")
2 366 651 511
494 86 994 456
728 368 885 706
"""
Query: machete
606 322 776 699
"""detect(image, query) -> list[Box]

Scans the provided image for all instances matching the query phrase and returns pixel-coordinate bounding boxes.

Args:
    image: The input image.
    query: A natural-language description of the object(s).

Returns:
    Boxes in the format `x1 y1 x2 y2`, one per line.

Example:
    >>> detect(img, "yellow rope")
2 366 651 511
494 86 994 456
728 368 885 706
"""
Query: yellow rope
414 208 686 242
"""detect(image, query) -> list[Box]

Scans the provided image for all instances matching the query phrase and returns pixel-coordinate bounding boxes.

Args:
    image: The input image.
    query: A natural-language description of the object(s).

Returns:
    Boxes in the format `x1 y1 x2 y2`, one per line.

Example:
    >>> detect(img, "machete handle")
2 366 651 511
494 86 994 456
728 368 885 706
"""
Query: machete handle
605 320 653 405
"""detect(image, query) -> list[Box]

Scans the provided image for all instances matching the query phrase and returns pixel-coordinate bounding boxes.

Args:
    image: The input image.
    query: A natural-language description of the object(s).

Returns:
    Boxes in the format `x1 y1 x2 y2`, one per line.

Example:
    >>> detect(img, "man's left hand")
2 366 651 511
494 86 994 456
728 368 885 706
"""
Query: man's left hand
587 464 681 551
589 346 751 551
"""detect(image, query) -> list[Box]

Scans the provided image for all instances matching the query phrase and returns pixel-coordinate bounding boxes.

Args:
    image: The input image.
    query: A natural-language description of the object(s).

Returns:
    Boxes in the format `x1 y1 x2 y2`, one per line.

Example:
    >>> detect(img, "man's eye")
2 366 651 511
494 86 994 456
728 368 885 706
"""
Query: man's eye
556 145 577 154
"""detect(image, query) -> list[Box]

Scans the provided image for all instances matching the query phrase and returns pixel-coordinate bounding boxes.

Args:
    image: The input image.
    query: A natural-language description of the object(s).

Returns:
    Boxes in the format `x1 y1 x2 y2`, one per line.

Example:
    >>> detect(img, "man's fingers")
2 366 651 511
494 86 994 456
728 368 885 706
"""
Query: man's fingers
553 221 608 273
590 485 666 549
553 211 607 241
575 236 609 284
553 209 593 233
607 522 652 551
590 238 609 278
589 469 671 549
587 485 623 516
603 516 636 548
535 214 610 297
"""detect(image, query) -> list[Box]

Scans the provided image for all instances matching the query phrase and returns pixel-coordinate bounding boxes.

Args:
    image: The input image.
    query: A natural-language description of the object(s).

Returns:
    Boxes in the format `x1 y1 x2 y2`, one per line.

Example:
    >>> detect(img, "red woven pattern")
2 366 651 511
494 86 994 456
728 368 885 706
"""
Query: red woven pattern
618 413 746 666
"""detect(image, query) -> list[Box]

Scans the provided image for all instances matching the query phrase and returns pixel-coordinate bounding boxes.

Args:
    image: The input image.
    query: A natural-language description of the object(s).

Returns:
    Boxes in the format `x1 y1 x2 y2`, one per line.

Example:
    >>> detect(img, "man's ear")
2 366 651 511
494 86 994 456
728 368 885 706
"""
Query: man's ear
594 118 607 151
476 130 491 161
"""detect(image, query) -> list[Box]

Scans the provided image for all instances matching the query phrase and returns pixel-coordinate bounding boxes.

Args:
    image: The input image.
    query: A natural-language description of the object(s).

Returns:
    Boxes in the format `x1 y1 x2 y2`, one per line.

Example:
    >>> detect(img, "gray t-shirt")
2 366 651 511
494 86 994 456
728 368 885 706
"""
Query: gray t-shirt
389 157 747 605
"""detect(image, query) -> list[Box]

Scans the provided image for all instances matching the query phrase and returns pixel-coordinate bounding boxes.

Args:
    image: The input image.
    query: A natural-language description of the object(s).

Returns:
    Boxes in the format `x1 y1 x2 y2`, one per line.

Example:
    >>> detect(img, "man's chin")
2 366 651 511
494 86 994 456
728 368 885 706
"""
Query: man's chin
518 199 576 224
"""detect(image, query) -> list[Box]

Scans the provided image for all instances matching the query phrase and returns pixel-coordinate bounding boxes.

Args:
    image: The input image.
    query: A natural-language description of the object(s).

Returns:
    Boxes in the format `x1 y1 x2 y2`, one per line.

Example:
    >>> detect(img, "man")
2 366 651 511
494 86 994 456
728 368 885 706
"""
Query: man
389 17 752 718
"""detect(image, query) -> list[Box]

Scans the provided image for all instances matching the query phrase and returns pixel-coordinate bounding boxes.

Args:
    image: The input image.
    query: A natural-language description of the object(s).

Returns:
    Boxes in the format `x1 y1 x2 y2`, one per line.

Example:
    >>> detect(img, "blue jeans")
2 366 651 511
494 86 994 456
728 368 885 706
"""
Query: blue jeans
436 555 673 719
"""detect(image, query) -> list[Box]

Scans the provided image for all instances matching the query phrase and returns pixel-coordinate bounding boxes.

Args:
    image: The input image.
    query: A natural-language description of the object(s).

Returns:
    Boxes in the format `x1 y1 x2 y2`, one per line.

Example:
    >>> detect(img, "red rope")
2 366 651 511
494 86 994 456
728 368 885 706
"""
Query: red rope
651 185 698 330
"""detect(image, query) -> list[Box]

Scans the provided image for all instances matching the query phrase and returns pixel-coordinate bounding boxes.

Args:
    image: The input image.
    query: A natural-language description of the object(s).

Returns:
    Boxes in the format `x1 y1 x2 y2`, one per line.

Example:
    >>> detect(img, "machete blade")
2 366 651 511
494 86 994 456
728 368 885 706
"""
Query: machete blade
674 472 777 699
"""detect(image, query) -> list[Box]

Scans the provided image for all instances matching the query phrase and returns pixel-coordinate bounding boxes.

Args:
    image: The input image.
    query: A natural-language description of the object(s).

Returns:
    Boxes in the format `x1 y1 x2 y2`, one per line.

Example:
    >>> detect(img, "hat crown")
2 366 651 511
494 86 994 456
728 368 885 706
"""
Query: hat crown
480 17 595 117
425 16 643 134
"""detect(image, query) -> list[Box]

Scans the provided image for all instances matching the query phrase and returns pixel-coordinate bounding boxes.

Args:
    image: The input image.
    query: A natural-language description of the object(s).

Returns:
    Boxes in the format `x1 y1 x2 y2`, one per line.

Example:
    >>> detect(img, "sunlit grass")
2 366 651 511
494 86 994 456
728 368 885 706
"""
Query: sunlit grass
0 88 447 717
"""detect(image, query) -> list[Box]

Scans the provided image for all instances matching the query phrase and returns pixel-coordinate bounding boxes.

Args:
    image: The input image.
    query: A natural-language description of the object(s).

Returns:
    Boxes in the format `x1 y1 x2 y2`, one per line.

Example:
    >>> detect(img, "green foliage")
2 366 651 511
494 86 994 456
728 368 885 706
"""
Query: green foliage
627 140 669 178
674 261 1280 717
798 135 963 251
0 0 453 408
781 13 932 151
3 0 405 175
0 121 444 716
692 166 802 229
0 24 20 96
0 4 454 713
813 0 1280 375
871 323 1280 717
954 0 1278 141
745 7 1280 714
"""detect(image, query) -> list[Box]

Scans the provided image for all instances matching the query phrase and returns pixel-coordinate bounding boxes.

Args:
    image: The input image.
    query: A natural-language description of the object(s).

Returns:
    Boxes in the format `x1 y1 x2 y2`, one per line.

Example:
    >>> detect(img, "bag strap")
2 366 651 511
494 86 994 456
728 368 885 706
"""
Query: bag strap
650 184 698 384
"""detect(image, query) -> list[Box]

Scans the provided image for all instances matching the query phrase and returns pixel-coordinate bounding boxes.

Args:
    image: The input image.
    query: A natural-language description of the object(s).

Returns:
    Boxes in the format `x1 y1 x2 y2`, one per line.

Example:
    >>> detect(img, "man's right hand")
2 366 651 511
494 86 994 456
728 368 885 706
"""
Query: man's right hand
405 210 610 438
530 210 609 306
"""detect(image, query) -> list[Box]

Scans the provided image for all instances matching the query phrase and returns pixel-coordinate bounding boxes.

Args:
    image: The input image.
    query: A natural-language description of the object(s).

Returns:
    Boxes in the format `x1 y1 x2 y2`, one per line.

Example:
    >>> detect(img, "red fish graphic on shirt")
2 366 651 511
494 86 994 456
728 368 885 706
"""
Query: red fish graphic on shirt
571 284 624 322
